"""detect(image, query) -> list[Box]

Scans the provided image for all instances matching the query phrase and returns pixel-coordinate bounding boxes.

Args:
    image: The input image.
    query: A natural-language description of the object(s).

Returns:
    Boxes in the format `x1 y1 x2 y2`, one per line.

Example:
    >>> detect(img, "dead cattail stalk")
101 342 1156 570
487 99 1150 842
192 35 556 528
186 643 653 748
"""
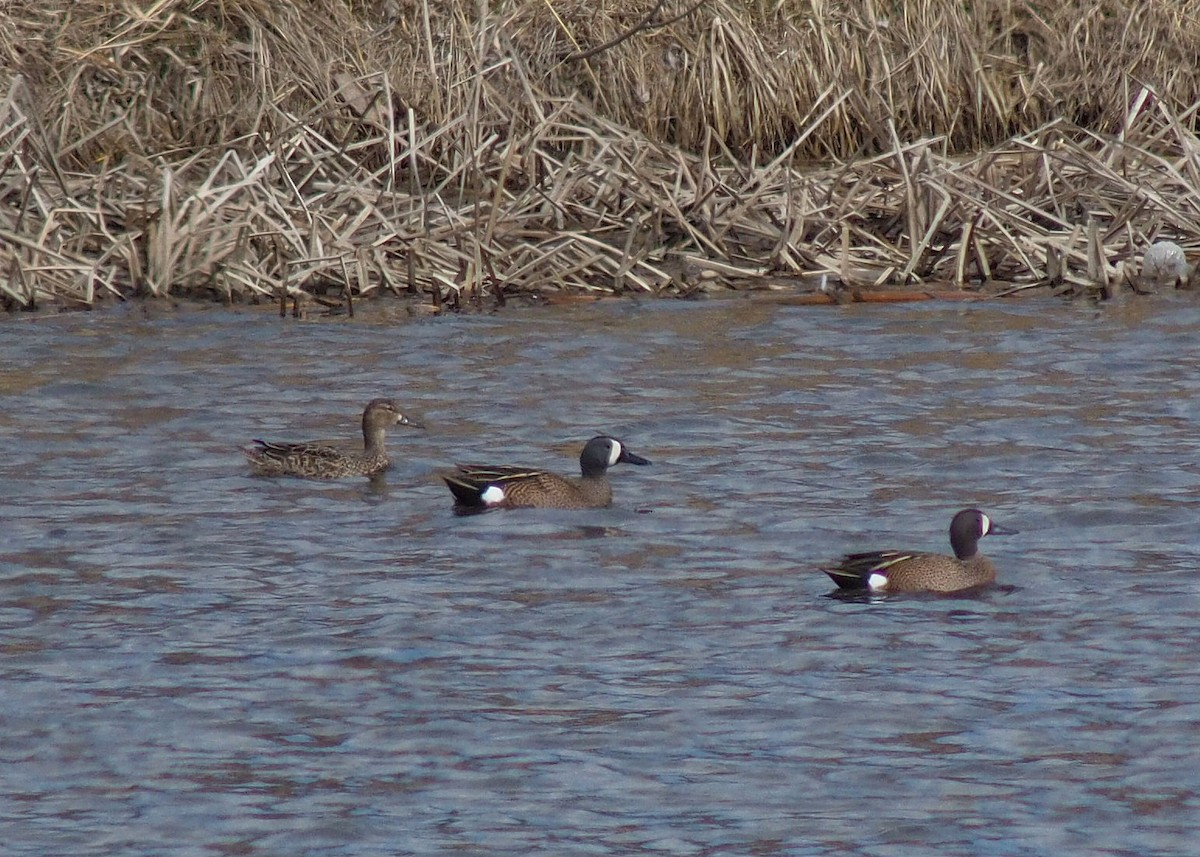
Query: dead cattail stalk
0 2 1198 310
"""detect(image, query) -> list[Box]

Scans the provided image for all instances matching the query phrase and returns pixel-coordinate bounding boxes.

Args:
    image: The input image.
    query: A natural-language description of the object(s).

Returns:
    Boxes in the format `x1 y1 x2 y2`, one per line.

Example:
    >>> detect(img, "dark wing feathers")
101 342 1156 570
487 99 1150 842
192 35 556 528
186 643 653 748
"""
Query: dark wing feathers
451 464 549 484
251 439 344 463
823 550 919 588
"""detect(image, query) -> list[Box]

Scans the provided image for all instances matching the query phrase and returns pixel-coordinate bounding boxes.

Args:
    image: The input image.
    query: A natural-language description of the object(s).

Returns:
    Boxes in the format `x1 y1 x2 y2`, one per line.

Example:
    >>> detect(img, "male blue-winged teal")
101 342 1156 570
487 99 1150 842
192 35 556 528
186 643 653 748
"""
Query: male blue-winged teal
242 398 421 479
442 435 651 511
823 508 1016 593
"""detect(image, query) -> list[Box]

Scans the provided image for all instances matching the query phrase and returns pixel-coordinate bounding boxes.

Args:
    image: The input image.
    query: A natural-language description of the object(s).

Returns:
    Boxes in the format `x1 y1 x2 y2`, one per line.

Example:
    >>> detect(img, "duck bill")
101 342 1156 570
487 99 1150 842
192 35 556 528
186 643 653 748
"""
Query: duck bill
619 449 651 466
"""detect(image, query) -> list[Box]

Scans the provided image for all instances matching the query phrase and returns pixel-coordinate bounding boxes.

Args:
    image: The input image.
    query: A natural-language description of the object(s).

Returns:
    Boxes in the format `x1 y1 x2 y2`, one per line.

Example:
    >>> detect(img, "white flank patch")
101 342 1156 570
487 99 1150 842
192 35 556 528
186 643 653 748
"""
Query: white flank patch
867 572 889 591
607 439 622 466
980 513 991 535
480 485 506 505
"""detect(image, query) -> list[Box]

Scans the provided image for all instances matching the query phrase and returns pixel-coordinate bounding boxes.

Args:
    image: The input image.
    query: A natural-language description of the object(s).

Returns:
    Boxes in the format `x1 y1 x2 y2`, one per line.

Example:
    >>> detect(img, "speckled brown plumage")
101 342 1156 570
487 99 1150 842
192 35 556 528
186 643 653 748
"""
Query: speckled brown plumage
243 398 420 479
823 508 1016 593
442 436 651 511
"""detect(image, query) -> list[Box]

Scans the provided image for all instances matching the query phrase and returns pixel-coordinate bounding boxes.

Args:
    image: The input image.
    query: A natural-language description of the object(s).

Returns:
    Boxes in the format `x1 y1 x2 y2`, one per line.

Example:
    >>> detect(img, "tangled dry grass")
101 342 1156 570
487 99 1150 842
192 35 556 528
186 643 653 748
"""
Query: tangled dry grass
1 0 1200 311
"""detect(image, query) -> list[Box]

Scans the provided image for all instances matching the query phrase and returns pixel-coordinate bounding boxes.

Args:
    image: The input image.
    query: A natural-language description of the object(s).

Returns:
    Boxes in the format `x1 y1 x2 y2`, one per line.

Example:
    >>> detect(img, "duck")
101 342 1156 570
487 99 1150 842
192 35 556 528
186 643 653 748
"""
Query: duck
442 435 650 511
823 508 1015 593
243 398 420 479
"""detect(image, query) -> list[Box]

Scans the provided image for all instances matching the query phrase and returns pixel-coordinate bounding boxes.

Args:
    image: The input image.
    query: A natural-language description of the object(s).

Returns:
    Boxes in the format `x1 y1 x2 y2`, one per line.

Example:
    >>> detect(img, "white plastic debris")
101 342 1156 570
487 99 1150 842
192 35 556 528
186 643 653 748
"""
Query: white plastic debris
1140 240 1191 289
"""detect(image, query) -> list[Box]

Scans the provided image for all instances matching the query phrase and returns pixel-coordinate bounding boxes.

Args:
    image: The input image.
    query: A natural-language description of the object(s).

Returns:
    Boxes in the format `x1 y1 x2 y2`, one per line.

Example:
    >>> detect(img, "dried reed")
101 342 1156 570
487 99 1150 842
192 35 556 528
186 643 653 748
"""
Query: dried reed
1 0 1199 310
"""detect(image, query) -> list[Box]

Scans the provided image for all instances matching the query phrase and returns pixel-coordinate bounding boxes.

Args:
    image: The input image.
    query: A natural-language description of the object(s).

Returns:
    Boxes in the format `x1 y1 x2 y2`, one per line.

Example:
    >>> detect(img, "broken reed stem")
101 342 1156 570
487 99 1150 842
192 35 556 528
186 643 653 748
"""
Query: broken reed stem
1 1 1200 309
11 100 1187 307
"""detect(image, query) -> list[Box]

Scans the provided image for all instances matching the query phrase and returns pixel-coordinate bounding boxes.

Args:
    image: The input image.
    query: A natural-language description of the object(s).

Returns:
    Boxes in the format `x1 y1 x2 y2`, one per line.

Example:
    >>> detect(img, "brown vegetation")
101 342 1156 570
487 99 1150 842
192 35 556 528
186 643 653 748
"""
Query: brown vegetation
1 0 1199 311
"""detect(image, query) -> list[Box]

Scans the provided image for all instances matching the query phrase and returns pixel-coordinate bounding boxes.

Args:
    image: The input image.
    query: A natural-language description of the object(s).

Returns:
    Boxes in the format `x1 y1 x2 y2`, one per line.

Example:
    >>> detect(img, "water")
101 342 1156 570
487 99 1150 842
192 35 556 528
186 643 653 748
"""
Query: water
2 294 1200 855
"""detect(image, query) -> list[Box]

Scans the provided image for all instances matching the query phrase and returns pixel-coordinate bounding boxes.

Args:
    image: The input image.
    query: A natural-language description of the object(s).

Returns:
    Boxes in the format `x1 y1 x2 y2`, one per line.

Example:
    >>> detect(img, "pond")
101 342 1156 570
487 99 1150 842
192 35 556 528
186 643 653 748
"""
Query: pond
2 293 1199 855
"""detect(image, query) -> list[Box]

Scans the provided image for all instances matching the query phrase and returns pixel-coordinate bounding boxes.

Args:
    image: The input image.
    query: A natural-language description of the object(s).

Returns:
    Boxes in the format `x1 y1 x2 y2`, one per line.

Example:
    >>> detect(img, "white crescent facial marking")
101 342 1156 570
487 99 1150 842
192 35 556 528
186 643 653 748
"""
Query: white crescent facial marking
480 485 506 505
867 572 889 591
980 513 991 535
607 439 622 466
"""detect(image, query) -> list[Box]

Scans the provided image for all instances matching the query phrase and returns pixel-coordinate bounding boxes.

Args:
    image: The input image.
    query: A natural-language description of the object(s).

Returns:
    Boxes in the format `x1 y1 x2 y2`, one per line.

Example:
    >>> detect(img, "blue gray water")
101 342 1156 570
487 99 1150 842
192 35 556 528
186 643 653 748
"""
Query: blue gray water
2 294 1199 855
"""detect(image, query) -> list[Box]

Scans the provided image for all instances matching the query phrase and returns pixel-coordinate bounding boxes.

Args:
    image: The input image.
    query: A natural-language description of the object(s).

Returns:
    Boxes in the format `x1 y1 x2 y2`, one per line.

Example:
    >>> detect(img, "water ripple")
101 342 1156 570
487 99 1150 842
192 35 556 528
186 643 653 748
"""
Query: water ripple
3 298 1200 854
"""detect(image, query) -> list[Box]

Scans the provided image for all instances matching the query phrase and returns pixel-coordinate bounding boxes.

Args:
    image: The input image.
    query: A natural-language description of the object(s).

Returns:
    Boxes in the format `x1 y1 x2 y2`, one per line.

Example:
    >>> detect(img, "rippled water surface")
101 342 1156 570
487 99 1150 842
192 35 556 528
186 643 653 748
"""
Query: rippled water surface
4 294 1200 855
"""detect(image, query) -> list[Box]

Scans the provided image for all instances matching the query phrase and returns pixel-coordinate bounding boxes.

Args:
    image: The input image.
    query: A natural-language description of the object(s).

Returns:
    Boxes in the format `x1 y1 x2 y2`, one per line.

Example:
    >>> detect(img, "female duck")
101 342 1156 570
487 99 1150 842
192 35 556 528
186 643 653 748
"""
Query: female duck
243 398 420 479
